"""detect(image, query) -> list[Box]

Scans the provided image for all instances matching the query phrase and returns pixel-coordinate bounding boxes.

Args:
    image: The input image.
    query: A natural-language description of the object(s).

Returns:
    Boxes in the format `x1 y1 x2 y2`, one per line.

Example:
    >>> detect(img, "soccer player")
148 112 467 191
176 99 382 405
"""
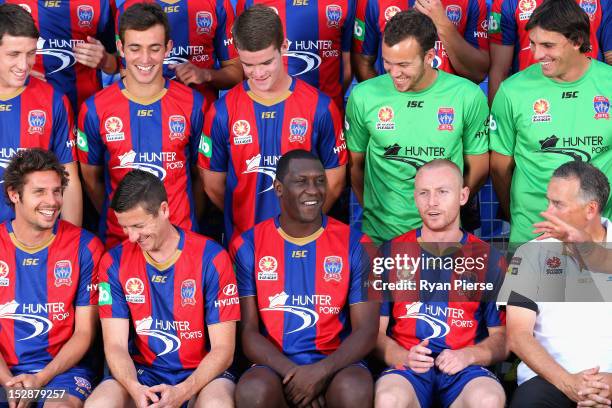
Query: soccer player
489 0 612 244
352 0 489 83
503 161 612 407
374 159 506 408
199 5 347 243
488 0 611 103
78 2 206 248
0 0 117 113
113 0 242 107
346 10 489 243
0 148 103 407
86 170 240 408
237 0 355 112
0 3 82 226
231 149 378 408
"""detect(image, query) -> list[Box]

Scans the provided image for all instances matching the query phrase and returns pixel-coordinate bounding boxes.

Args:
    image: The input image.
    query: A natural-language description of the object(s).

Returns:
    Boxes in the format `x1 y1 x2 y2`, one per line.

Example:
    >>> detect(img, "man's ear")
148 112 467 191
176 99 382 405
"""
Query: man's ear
6 188 20 205
274 179 283 198
459 186 470 206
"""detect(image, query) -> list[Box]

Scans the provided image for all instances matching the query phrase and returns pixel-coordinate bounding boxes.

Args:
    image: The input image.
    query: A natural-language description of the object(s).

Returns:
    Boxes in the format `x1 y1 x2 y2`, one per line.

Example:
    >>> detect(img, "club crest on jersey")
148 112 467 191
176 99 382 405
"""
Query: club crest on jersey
0 261 9 287
181 279 197 306
384 6 401 21
54 260 72 287
376 106 396 130
258 256 278 281
77 5 94 28
289 118 308 143
28 110 46 134
437 107 455 131
104 116 125 142
125 278 145 303
74 376 91 392
593 96 610 120
532 98 551 122
579 0 597 18
232 120 253 145
168 115 186 141
323 256 343 282
445 5 462 25
326 5 342 28
196 11 213 34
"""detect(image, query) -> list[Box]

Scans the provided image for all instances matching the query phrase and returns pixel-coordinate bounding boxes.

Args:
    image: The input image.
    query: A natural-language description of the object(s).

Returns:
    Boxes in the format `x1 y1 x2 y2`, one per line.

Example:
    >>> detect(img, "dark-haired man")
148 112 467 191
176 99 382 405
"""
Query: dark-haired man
346 10 489 243
0 148 103 407
231 149 378 408
199 5 347 243
78 2 207 248
490 0 612 244
86 170 239 408
0 3 82 226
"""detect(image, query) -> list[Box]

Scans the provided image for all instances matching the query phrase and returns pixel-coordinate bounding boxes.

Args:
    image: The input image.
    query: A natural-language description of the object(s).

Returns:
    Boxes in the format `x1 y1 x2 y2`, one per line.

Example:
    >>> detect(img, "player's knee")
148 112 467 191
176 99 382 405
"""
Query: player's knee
327 370 373 408
471 388 505 408
374 385 416 408
235 372 283 408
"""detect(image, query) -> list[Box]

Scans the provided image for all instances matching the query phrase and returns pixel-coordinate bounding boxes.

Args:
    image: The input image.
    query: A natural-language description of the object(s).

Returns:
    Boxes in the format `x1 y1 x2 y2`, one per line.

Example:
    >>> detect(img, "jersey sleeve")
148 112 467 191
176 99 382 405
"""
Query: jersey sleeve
76 234 104 306
50 92 76 164
77 99 105 165
489 82 516 156
489 0 518 46
599 0 612 53
198 100 229 171
235 0 250 14
229 233 256 297
342 0 357 52
462 86 489 155
354 0 380 56
480 301 505 327
313 95 348 168
213 0 238 61
464 0 488 50
344 87 370 153
98 251 129 319
202 243 241 325
190 91 206 164
348 233 372 304
97 0 117 54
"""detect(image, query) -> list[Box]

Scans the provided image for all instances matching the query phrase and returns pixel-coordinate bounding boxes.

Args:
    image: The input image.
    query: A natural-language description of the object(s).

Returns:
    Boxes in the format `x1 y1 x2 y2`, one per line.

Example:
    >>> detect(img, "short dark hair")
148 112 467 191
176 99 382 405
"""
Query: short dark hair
275 150 322 183
552 161 610 213
383 10 437 56
526 0 591 53
232 5 283 52
111 170 168 215
119 2 170 45
3 149 68 208
0 3 39 45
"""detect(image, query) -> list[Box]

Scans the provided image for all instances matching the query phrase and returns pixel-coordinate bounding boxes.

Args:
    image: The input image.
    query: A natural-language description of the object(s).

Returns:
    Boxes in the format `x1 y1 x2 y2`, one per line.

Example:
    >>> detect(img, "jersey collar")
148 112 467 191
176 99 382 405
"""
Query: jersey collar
143 226 185 271
274 214 326 246
7 219 58 254
415 227 468 256
244 77 296 107
119 78 169 105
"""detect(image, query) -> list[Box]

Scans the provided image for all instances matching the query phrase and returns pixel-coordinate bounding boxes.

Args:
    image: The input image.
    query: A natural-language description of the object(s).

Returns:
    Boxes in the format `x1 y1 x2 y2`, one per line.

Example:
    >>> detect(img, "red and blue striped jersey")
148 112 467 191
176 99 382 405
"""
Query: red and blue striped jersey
230 216 370 365
0 77 76 223
381 228 505 355
236 0 355 111
113 0 237 105
98 228 240 371
0 0 116 113
198 78 347 242
0 220 103 372
77 79 204 248
353 0 488 75
489 0 611 73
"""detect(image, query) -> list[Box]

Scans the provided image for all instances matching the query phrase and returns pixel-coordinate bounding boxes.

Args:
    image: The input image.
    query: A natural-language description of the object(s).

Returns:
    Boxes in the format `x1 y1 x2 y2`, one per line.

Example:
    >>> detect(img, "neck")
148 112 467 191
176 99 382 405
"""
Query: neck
556 56 590 82
412 68 437 92
123 74 165 101
0 85 24 99
11 218 53 247
146 225 180 264
420 223 463 245
248 73 292 100
279 214 322 238
585 220 606 243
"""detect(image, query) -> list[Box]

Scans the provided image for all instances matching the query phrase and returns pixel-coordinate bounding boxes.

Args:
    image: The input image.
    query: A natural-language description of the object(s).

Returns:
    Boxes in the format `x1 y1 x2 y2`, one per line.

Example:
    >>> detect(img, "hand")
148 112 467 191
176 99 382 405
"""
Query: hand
168 62 212 86
560 367 602 403
5 374 44 408
578 372 611 408
413 0 450 28
73 36 106 69
406 339 434 373
28 70 46 82
127 383 160 408
308 394 327 408
435 348 473 375
2 380 23 408
534 211 593 243
282 363 330 407
148 383 189 408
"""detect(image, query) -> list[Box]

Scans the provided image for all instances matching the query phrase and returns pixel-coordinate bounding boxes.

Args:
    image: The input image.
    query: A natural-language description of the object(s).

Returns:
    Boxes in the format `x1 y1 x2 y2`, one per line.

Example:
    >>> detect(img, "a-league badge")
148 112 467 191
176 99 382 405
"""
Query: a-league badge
168 115 186 141
54 260 72 287
181 279 197 306
323 256 343 282
0 261 9 287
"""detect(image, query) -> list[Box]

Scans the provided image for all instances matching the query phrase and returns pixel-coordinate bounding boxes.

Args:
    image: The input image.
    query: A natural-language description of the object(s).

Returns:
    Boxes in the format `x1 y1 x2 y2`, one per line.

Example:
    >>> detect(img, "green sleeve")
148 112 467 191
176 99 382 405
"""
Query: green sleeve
462 86 490 155
345 87 370 153
489 83 516 156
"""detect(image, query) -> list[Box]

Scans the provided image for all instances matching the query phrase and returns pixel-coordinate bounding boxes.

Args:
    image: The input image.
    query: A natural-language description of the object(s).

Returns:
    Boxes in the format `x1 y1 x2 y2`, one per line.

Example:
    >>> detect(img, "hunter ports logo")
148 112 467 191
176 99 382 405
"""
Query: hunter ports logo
382 143 435 180
376 107 396 130
532 99 551 122
535 135 592 161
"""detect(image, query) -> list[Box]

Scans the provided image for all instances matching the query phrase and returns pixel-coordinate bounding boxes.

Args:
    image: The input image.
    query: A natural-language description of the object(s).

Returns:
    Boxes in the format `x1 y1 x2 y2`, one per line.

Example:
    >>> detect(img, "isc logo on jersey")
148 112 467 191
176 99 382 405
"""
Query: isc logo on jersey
258 256 278 280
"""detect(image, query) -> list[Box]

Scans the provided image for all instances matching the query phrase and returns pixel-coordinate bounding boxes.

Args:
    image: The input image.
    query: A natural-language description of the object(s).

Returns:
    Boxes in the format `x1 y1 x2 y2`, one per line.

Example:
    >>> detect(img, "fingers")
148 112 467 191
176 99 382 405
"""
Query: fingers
5 376 25 387
28 70 46 81
282 368 297 385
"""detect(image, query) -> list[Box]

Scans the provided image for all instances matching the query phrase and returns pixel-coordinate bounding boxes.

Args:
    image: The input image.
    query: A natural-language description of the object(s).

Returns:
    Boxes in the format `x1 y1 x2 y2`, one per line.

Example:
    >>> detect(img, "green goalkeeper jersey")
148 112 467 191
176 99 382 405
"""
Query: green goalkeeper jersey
345 71 489 243
490 60 612 243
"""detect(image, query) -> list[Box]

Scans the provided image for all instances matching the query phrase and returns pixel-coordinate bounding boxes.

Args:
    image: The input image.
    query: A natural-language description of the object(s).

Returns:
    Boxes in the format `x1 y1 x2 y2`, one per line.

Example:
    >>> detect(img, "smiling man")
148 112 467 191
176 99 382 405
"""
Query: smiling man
198 5 347 244
86 170 240 408
490 0 612 244
231 149 378 408
78 2 207 248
